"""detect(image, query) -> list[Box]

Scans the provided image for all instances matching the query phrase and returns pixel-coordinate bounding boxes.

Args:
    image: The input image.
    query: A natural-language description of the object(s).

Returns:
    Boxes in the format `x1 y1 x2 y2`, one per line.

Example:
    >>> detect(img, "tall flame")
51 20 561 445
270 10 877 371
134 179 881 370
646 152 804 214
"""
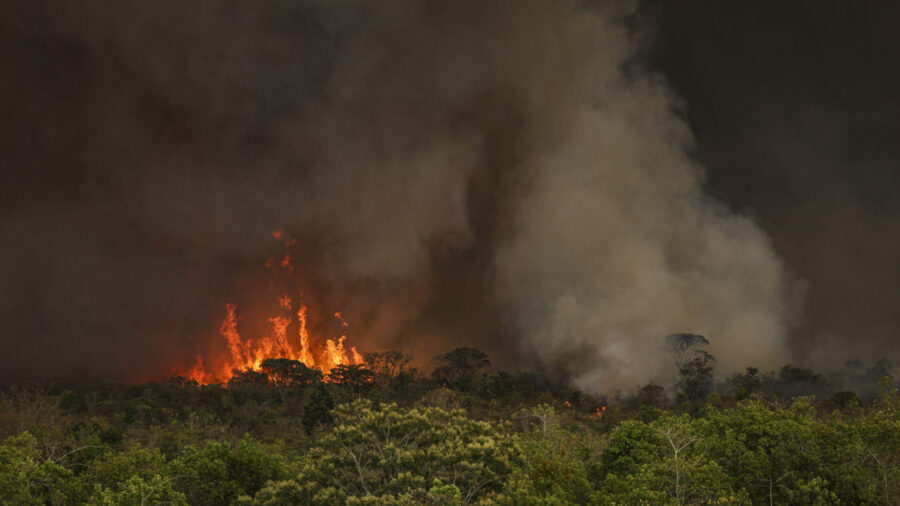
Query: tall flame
177 229 365 384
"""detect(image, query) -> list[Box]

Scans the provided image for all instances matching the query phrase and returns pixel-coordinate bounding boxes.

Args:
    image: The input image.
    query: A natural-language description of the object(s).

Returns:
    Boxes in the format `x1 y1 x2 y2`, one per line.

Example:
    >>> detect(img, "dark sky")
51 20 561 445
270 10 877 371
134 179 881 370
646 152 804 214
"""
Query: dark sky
0 1 898 384
644 1 900 368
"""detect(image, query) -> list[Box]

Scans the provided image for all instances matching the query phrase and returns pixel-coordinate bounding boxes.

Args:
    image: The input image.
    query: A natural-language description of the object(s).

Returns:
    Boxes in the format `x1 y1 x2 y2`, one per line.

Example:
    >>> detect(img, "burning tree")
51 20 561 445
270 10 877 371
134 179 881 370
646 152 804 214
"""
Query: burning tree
176 229 366 385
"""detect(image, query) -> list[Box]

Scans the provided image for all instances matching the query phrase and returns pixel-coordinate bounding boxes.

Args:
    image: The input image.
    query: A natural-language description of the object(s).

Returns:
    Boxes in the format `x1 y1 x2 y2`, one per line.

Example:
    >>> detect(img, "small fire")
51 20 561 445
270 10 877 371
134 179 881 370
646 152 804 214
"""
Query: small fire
176 229 364 384
593 406 607 418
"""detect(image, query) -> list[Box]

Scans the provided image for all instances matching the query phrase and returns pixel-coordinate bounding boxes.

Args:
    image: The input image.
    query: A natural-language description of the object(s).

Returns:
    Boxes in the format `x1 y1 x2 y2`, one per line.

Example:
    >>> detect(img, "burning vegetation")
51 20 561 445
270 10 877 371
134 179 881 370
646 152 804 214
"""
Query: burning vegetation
177 230 364 385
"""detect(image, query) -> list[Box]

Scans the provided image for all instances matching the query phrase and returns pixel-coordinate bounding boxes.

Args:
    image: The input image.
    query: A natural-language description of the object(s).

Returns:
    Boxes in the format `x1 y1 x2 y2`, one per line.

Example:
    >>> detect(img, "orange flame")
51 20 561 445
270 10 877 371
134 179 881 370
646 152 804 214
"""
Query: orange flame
177 229 365 384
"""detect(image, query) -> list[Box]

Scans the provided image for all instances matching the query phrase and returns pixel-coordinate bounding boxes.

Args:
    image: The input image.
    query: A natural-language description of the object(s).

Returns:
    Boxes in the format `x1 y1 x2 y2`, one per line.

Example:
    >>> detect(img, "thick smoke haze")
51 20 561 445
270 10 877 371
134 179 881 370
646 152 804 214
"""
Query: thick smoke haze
1 0 803 389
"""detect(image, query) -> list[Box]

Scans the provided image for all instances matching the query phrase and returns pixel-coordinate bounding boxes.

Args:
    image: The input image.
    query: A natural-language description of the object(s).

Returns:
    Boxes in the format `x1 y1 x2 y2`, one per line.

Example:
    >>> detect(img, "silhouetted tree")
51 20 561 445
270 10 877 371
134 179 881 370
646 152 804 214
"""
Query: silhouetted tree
679 351 716 404
302 386 334 434
665 333 716 404
726 367 762 400
477 371 513 399
635 383 667 408
364 350 411 379
665 333 709 371
227 368 270 402
431 347 491 390
260 358 322 401
327 364 375 396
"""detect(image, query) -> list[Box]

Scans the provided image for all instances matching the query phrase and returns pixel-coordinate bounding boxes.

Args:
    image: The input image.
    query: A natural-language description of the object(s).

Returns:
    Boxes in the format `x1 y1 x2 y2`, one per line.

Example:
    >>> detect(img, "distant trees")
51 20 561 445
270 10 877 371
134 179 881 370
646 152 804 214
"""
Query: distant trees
666 333 716 403
3 347 900 505
301 386 334 435
326 364 375 396
431 347 491 390
364 350 411 382
259 358 322 401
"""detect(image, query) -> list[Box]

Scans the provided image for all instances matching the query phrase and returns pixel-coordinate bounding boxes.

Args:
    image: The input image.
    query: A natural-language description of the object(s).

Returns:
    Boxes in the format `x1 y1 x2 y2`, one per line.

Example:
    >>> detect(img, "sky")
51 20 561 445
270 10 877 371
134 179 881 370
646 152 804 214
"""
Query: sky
0 0 897 388
646 1 900 369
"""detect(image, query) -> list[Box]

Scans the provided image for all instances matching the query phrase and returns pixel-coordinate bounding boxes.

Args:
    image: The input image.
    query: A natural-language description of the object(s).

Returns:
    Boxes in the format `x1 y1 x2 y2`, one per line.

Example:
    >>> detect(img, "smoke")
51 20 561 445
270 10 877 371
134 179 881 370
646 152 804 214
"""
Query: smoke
0 0 793 389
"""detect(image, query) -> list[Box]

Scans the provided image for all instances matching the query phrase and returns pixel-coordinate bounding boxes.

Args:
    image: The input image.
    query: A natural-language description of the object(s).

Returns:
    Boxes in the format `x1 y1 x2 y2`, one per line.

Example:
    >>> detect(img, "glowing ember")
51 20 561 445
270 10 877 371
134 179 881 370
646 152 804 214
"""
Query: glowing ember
176 229 364 384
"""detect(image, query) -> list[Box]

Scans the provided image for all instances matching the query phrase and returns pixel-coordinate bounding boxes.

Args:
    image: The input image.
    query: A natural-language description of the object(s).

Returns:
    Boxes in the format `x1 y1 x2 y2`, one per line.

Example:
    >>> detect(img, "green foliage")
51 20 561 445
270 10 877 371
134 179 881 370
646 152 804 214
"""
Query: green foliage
88 475 187 506
0 354 897 505
506 405 601 503
302 385 335 435
0 432 75 505
169 435 287 505
77 447 168 501
281 399 522 504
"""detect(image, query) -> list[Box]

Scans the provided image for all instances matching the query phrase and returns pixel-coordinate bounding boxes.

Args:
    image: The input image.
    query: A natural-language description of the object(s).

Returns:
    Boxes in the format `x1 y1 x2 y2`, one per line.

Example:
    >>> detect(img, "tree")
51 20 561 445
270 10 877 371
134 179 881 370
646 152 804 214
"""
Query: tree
326 364 375 396
301 386 334 435
635 383 667 409
431 347 491 390
726 367 762 400
364 350 411 384
477 371 514 400
169 436 286 506
0 431 75 504
259 358 322 401
280 400 522 504
665 333 716 404
859 377 900 505
506 405 601 503
679 351 716 404
89 475 187 506
599 415 743 504
665 333 709 371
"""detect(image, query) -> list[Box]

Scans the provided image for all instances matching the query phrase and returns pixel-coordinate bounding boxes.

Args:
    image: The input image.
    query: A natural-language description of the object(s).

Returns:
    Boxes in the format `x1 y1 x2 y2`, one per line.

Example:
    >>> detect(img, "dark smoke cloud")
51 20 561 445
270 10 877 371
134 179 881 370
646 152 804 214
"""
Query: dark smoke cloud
642 1 900 371
0 0 801 389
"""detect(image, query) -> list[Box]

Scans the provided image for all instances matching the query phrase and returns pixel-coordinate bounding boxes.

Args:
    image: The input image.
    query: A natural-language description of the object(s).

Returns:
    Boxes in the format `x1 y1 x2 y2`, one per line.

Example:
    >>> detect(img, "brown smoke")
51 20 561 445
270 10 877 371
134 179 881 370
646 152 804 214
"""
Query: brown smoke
0 0 795 388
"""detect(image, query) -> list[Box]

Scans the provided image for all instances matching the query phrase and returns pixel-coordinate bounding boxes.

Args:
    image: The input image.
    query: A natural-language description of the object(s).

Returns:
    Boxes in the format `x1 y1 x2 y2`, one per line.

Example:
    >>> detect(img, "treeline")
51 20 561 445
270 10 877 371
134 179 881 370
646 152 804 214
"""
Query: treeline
0 346 898 504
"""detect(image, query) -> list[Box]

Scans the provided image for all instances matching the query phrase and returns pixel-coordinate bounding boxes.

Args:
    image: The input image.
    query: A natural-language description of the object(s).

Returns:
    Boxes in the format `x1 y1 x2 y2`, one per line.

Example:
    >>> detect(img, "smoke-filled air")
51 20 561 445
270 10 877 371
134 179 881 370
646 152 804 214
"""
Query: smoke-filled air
7 2 900 504
0 0 795 389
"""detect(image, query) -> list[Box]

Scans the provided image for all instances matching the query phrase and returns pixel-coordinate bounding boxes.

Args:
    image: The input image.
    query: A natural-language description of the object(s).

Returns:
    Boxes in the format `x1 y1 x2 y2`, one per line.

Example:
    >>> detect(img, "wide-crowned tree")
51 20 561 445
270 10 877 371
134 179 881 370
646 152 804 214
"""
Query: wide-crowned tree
249 400 522 504
260 358 323 401
431 347 491 391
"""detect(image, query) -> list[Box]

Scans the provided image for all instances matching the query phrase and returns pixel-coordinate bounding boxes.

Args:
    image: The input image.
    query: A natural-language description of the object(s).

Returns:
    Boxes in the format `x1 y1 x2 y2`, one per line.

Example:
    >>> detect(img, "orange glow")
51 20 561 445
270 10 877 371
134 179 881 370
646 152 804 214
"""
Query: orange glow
296 304 316 367
175 229 365 384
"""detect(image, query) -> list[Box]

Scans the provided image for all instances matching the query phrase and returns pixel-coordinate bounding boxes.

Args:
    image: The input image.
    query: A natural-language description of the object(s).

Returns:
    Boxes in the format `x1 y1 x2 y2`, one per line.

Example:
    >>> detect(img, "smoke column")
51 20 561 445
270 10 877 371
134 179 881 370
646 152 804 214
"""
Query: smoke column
0 0 793 389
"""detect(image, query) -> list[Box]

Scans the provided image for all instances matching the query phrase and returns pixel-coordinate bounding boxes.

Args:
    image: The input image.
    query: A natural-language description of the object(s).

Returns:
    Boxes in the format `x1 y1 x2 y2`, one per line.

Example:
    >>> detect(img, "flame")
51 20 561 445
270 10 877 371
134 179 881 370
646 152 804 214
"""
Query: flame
296 304 316 367
280 253 293 270
176 230 365 384
220 303 243 367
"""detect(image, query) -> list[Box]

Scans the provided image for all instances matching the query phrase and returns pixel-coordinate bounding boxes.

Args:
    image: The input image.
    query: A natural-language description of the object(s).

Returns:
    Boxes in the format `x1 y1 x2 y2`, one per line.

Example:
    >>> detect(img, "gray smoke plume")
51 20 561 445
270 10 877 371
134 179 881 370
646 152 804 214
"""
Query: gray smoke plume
0 0 794 389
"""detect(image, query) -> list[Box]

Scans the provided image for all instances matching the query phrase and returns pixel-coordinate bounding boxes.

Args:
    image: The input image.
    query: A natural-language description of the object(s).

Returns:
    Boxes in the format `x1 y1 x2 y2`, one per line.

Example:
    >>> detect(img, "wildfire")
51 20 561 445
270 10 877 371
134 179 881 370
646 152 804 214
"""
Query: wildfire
177 229 364 384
